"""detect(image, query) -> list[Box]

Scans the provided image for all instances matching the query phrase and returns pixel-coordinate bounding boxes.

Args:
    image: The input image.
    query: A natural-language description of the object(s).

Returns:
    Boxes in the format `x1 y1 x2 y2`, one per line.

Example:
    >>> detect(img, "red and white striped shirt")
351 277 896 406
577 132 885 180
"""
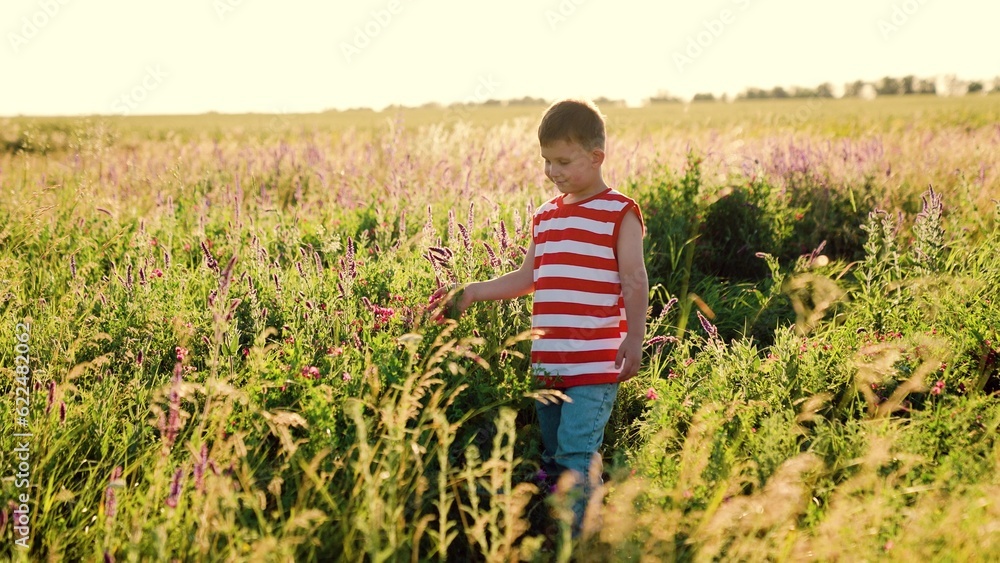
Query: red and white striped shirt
530 188 644 388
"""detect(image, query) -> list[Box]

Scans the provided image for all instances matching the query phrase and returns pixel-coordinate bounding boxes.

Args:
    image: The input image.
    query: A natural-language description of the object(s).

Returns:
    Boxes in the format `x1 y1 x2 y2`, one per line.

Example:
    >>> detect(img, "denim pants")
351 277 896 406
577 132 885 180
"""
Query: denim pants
535 382 619 531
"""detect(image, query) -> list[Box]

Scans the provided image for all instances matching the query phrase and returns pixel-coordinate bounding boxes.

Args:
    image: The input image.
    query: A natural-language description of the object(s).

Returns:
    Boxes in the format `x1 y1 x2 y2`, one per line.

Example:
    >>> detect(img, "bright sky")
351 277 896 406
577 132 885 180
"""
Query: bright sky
2 0 998 116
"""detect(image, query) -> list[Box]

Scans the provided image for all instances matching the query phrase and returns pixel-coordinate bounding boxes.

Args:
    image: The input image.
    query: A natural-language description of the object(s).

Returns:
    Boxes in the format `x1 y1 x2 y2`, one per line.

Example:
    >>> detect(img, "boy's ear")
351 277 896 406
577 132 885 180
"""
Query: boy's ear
590 148 605 167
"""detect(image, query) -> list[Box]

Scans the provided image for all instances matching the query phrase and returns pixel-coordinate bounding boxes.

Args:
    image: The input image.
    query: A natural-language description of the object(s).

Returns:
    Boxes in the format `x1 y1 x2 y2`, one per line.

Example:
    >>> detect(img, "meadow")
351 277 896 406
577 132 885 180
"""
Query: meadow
1 94 999 561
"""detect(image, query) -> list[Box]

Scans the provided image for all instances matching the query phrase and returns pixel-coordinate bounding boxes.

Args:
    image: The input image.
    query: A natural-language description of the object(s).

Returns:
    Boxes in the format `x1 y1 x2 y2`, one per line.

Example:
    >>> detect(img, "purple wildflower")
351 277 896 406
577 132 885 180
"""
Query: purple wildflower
658 297 679 320
346 236 357 279
458 223 472 251
193 444 208 492
104 487 117 521
482 242 501 268
697 311 719 340
200 241 219 272
166 467 183 508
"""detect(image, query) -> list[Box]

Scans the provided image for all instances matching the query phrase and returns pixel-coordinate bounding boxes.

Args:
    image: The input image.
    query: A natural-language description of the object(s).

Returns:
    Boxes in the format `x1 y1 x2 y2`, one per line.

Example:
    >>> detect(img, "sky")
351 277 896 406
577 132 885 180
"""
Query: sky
1 0 998 116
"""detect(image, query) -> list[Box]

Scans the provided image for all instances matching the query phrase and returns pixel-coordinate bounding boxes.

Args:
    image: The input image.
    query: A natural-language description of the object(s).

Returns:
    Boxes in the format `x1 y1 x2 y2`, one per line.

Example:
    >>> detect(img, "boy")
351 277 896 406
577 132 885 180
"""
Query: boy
430 99 648 532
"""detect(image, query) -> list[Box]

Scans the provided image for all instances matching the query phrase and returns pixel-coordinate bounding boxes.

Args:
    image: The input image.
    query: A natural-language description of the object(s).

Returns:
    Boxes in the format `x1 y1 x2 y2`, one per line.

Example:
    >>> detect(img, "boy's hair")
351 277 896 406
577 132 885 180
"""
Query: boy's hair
538 99 606 151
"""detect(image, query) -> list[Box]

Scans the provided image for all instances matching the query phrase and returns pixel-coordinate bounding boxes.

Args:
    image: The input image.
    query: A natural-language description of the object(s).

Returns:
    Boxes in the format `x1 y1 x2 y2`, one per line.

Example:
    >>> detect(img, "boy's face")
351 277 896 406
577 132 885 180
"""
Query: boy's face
540 139 605 199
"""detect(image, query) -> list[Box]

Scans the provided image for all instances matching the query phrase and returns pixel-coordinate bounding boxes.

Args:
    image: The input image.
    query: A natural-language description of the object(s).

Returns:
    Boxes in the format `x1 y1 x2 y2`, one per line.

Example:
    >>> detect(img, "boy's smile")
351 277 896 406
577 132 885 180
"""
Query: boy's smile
540 139 607 203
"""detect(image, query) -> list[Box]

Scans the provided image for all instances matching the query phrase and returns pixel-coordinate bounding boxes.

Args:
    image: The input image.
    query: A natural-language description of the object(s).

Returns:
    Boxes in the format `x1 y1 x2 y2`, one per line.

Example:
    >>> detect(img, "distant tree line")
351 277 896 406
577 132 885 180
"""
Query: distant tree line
678 74 1000 103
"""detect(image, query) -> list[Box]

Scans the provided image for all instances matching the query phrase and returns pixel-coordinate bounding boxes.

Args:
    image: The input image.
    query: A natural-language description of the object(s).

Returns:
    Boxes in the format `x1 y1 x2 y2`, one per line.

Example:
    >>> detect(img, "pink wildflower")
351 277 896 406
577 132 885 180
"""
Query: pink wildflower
931 380 945 395
645 388 659 401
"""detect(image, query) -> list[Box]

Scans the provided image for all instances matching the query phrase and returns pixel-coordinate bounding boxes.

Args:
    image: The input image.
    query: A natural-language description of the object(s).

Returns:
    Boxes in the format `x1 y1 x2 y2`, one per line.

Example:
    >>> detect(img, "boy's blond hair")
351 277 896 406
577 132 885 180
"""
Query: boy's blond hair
538 99 606 151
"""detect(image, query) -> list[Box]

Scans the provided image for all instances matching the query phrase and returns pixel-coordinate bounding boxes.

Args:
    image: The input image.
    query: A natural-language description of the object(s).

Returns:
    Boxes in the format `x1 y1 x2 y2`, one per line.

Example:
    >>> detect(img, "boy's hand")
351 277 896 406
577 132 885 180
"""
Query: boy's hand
427 284 471 323
615 334 642 382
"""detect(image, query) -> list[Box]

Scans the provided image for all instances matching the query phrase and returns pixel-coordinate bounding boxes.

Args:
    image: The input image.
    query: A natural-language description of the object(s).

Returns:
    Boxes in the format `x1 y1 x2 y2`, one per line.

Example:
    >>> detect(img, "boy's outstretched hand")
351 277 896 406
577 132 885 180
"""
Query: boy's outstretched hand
427 284 472 323
615 334 642 382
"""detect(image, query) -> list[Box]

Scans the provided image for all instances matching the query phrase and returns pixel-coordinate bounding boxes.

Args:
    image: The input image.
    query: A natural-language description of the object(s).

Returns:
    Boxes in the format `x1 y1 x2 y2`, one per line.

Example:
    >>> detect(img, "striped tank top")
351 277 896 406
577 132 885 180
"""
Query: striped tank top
530 187 643 388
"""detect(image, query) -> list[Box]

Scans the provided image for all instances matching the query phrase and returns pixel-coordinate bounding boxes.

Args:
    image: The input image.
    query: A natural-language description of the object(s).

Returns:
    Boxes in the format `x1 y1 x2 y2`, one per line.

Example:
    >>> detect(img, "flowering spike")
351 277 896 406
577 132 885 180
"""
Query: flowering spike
697 311 719 340
200 241 219 272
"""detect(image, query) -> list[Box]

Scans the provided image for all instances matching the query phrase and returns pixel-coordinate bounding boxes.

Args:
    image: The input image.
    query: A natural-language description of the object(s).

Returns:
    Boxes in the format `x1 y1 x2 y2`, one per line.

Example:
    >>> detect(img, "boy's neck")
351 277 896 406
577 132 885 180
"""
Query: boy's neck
562 180 609 204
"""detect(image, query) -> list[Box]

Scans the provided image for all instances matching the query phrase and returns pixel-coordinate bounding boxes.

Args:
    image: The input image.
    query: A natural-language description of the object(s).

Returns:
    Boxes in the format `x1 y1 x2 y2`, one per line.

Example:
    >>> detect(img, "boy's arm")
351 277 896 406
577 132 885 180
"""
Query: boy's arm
429 241 536 319
465 240 536 302
615 210 648 382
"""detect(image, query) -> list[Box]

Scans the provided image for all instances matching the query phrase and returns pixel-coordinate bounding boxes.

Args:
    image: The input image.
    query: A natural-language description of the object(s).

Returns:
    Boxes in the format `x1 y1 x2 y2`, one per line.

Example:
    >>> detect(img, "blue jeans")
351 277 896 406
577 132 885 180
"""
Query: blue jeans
535 382 619 532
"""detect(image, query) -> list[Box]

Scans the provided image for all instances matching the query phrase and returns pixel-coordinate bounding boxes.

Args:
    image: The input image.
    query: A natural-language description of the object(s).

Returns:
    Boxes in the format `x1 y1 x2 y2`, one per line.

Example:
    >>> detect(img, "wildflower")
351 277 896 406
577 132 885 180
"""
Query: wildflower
327 346 344 356
175 346 188 362
109 465 124 486
193 444 208 492
645 387 659 401
458 223 472 251
300 365 320 380
371 305 396 330
104 487 117 521
499 219 510 251
59 402 66 424
46 380 55 414
657 297 679 320
697 311 718 340
166 467 183 508
931 380 945 395
342 372 352 382
345 236 357 279
200 241 219 272
483 242 501 268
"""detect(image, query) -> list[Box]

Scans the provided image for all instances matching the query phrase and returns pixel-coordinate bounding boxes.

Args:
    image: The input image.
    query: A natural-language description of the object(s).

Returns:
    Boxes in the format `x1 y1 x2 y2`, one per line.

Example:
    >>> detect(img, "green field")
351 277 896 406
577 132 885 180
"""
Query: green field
2 95 1000 561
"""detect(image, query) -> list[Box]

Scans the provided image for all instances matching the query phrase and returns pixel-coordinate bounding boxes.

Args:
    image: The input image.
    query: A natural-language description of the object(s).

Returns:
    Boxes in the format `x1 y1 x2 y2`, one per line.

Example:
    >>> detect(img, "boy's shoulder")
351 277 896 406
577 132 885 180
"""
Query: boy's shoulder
533 188 637 214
